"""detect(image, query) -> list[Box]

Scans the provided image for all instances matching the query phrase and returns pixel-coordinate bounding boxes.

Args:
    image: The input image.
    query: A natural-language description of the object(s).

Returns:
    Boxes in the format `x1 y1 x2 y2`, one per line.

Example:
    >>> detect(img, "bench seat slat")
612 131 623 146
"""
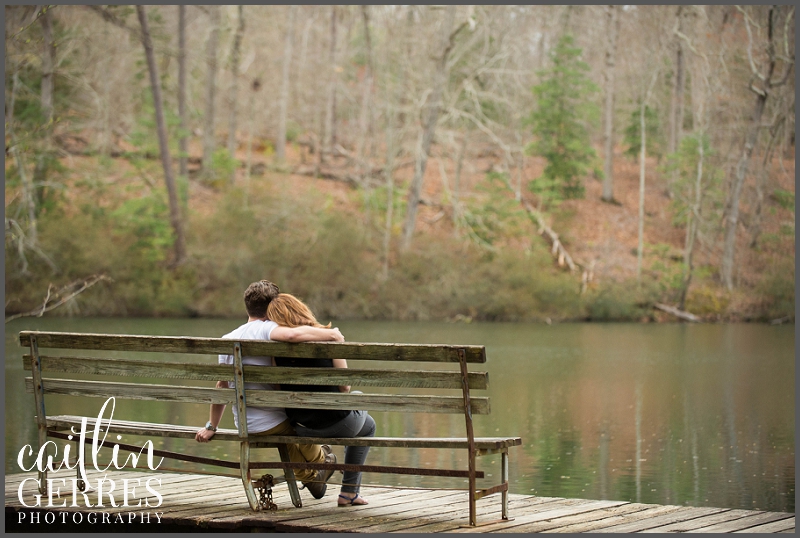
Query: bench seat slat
25 377 491 414
19 331 486 363
22 355 488 390
45 415 522 449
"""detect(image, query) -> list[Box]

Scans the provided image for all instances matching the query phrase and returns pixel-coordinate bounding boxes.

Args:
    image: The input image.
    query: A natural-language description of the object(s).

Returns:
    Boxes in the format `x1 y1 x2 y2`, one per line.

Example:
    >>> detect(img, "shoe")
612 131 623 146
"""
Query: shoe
338 493 368 507
303 445 337 500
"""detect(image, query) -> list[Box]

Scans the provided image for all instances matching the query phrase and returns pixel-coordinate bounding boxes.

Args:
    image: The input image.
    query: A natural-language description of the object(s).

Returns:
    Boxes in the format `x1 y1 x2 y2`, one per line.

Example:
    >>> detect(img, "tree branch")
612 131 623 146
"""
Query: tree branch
5 274 112 323
737 5 766 81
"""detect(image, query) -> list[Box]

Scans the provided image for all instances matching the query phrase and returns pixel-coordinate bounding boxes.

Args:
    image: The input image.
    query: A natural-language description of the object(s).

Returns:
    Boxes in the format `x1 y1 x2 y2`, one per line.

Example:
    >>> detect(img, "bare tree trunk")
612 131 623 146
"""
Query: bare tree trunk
227 5 245 182
355 5 374 173
668 7 685 196
382 99 396 281
34 6 57 208
8 71 38 249
401 5 464 249
637 100 646 282
322 6 338 160
668 7 684 156
722 93 768 289
679 140 703 310
178 5 188 179
601 5 619 203
750 113 785 248
244 79 261 204
136 5 186 266
721 6 790 289
453 132 468 231
276 5 296 164
39 7 55 125
202 6 221 178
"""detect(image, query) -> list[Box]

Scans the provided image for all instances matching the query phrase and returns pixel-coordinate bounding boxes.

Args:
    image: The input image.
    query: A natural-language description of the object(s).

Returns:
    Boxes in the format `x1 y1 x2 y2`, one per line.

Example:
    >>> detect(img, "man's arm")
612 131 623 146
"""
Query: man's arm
196 380 227 442
270 325 344 343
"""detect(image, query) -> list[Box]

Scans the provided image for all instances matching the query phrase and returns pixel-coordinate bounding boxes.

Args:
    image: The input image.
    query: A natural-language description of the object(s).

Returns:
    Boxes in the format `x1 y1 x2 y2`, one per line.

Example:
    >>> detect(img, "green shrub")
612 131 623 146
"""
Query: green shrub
755 259 795 320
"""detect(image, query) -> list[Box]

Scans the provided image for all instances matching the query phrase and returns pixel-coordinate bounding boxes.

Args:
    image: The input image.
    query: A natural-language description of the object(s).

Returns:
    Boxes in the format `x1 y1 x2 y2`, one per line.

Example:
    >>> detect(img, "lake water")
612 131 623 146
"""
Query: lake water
4 318 795 513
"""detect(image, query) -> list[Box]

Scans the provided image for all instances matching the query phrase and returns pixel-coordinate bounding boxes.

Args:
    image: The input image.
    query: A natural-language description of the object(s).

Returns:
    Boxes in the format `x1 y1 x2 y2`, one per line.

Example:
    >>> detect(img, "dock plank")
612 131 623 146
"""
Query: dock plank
545 504 690 533
495 501 649 533
401 497 594 533
732 518 796 533
592 506 727 533
451 499 630 533
691 511 796 533
5 471 794 533
642 509 762 533
358 494 555 533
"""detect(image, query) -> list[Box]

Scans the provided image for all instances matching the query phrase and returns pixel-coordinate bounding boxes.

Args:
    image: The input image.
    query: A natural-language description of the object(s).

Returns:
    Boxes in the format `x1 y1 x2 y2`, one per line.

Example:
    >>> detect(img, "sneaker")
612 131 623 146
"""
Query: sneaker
303 445 337 500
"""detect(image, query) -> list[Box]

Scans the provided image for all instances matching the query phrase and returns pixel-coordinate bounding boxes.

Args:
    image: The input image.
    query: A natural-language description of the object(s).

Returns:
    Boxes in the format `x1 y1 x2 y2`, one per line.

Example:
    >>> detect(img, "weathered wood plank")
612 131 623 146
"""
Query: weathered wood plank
27 378 491 414
356 494 555 533
450 499 629 533
592 505 728 533
23 355 489 389
641 508 761 533
6 472 792 534
733 518 796 533
19 331 487 363
394 498 585 533
210 486 420 528
286 489 468 532
690 511 796 533
496 501 649 533
528 503 684 533
45 414 520 448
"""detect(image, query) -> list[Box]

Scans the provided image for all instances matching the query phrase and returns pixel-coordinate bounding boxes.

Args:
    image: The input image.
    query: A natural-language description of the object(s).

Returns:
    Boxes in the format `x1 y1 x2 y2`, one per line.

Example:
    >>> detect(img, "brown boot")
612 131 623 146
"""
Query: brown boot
303 445 337 500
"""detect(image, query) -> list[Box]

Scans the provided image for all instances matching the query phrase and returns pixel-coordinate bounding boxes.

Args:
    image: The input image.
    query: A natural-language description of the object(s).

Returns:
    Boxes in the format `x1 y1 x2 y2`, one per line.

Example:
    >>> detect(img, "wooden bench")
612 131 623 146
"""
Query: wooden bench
20 330 521 526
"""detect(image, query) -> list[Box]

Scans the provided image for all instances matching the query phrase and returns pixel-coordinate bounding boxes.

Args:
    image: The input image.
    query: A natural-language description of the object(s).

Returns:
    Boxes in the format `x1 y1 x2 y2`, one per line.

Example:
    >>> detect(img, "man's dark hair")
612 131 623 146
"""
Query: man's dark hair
243 280 280 318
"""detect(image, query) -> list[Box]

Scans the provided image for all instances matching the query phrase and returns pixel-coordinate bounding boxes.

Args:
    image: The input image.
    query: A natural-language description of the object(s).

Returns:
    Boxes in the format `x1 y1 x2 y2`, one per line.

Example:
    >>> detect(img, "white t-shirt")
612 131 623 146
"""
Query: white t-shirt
219 319 287 433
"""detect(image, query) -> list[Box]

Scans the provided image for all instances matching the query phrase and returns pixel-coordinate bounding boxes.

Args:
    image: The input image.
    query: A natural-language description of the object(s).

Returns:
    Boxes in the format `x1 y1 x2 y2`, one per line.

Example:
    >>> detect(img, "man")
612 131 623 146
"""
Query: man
195 280 340 499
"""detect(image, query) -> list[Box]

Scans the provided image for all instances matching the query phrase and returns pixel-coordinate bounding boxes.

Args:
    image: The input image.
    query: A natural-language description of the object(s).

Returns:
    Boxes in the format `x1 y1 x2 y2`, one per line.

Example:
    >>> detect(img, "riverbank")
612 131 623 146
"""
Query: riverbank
5 143 794 323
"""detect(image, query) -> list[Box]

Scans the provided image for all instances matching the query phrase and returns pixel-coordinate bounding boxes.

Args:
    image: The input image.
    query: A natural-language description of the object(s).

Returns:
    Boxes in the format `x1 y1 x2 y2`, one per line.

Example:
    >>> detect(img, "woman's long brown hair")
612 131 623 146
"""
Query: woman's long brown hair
266 293 331 329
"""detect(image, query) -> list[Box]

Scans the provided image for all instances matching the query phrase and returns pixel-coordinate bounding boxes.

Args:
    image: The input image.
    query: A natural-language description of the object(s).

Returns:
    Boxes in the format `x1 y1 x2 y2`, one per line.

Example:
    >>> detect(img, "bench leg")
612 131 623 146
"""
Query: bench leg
501 449 509 520
277 445 303 508
239 441 261 511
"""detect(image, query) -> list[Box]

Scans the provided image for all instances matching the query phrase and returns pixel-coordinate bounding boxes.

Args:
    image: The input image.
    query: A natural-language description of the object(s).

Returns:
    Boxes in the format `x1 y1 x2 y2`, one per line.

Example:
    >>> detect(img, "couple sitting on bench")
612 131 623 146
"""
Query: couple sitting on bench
194 279 374 507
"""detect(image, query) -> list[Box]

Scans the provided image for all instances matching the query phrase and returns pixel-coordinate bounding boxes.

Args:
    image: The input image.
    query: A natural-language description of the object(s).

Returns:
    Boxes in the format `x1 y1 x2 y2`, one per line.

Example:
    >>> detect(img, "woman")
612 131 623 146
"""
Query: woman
267 293 375 507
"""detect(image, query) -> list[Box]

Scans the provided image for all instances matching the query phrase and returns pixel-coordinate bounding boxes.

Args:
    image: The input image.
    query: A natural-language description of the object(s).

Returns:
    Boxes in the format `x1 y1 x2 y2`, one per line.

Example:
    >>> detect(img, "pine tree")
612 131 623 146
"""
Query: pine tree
526 35 599 201
623 105 661 162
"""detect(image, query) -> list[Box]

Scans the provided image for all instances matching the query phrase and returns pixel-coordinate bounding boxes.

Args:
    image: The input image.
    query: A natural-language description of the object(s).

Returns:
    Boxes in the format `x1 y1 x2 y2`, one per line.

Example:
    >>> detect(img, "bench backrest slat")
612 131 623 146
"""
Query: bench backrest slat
25 377 491 414
19 331 486 363
23 355 489 390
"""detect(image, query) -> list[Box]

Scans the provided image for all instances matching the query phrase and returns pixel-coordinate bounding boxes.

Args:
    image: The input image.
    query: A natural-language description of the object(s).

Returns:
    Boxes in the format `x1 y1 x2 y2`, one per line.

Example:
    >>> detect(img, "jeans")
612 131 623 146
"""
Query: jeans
294 409 376 494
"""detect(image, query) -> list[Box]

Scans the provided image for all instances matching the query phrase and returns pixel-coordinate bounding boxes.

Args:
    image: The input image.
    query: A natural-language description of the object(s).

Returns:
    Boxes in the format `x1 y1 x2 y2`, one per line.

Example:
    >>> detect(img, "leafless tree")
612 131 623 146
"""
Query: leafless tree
721 5 794 290
601 5 620 203
321 6 339 162
136 5 186 265
401 6 468 249
226 5 245 182
178 5 188 179
276 5 296 163
202 6 221 178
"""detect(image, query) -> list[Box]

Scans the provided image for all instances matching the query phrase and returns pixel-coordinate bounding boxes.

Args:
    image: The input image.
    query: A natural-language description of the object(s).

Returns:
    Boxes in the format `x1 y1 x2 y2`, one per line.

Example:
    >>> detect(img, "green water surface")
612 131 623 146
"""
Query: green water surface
4 318 794 513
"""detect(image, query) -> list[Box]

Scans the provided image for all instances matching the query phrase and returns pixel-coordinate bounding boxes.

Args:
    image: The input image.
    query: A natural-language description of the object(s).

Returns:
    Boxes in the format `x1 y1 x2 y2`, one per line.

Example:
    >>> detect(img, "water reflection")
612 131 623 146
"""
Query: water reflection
4 318 794 512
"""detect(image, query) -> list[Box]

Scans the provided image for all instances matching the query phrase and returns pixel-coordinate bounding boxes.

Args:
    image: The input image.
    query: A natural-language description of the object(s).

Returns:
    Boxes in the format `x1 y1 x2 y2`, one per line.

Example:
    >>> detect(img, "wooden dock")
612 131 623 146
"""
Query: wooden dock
5 470 795 533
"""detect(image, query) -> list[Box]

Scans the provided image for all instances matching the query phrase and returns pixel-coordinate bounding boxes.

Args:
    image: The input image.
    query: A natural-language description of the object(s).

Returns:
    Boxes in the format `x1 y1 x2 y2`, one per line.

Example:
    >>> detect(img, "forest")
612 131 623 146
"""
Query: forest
4 5 795 323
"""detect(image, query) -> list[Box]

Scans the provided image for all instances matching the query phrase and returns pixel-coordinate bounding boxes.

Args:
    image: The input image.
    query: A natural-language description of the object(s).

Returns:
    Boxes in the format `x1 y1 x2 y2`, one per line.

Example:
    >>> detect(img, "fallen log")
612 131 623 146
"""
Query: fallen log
654 303 701 323
521 201 578 273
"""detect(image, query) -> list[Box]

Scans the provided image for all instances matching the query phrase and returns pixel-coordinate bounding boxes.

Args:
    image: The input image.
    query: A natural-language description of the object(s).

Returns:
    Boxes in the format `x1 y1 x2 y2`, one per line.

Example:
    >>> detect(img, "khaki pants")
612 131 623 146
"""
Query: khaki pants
259 419 324 483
